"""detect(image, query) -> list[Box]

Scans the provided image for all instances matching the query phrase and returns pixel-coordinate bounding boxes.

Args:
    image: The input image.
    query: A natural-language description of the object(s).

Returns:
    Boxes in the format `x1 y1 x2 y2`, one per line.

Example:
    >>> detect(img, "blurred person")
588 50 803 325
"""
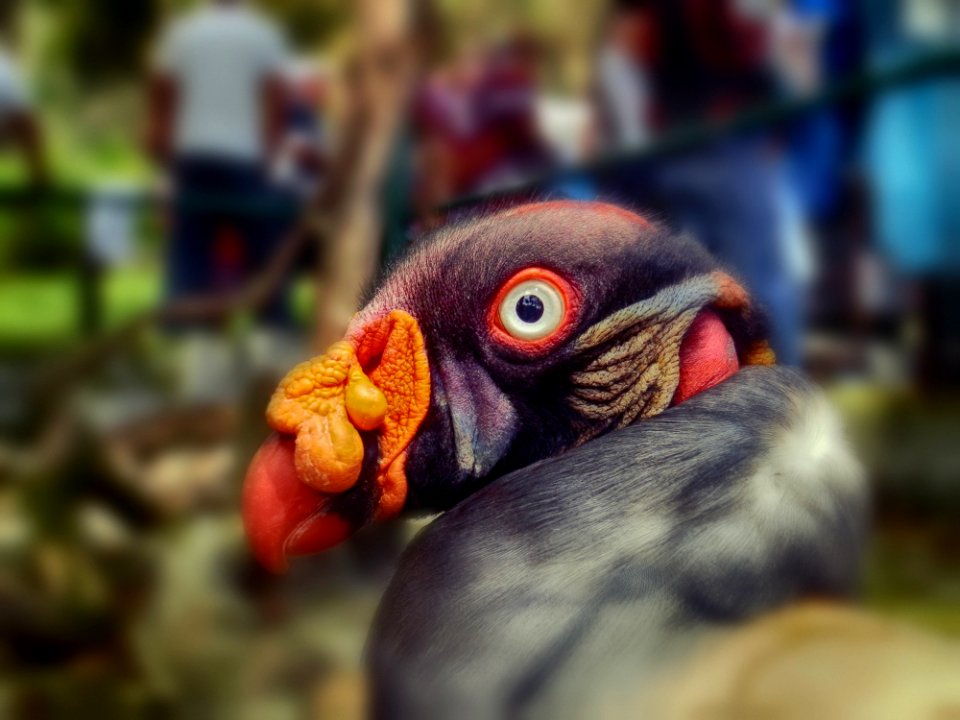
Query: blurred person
863 0 960 388
407 34 556 233
407 49 479 230
772 1 869 352
774 1 838 226
773 0 865 221
272 59 331 200
146 0 296 400
587 1 657 215
637 0 773 128
595 0 807 365
593 0 654 152
0 38 46 185
467 33 555 192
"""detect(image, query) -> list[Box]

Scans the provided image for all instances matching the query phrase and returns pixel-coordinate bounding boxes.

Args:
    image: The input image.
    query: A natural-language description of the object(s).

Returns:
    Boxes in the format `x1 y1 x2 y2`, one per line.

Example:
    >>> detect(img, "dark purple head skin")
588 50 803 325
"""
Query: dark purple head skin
350 201 764 513
357 203 866 720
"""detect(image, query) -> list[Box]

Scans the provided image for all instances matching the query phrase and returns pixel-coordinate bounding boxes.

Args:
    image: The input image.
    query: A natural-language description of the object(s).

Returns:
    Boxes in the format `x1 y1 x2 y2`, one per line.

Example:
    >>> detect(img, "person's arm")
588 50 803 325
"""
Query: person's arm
145 73 177 167
5 110 46 186
0 57 48 185
262 73 286 163
260 24 291 164
146 24 182 168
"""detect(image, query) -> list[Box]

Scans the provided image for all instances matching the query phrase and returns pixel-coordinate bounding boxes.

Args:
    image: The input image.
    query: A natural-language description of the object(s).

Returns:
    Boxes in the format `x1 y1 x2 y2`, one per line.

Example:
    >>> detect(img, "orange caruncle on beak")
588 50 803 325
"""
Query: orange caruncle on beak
267 341 388 494
242 310 430 572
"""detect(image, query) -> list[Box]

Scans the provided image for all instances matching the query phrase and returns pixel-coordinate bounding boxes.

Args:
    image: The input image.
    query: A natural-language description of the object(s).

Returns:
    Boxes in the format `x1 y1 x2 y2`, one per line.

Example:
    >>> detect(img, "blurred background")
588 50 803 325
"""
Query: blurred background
0 0 957 717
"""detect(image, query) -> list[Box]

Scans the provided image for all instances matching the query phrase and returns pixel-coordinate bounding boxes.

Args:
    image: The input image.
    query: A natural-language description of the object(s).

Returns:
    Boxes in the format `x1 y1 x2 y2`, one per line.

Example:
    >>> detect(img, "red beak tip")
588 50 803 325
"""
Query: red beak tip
242 433 356 572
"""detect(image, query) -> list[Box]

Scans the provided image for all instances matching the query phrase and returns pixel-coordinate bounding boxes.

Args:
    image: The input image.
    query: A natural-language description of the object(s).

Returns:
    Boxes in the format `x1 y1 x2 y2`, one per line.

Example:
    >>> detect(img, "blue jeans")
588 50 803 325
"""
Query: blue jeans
166 156 295 329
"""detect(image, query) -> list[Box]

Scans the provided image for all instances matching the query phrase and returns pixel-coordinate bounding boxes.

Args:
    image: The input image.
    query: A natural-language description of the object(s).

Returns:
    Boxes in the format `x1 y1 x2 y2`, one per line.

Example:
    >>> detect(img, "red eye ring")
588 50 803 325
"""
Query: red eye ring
487 267 581 354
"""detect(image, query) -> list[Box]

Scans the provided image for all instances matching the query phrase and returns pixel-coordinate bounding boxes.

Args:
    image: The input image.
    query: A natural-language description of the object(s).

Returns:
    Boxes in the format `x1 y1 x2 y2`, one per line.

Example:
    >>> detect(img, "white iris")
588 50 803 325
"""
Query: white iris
499 279 565 341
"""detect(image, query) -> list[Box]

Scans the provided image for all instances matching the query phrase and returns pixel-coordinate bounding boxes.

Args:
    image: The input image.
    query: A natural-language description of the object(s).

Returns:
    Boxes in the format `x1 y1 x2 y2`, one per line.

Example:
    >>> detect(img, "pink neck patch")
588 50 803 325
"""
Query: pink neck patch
672 310 740 406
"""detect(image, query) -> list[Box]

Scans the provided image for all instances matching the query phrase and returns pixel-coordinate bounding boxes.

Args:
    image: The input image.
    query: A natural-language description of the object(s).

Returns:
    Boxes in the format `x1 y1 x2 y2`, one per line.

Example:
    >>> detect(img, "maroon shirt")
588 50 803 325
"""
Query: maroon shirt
641 0 773 129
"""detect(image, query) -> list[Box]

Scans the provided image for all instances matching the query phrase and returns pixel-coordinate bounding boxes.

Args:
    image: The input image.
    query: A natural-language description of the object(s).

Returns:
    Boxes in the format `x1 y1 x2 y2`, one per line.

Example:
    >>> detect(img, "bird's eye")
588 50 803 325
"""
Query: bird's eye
499 280 564 340
488 267 580 352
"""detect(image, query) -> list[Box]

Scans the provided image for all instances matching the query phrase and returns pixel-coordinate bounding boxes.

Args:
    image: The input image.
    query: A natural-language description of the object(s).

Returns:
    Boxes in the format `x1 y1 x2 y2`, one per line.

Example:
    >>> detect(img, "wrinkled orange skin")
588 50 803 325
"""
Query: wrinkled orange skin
350 310 431 518
266 341 387 494
264 310 431 520
243 310 430 573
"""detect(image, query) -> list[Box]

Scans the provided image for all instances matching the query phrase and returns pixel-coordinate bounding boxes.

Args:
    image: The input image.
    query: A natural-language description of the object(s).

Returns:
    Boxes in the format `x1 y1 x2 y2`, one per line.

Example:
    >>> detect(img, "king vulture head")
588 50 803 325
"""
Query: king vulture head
242 201 776 572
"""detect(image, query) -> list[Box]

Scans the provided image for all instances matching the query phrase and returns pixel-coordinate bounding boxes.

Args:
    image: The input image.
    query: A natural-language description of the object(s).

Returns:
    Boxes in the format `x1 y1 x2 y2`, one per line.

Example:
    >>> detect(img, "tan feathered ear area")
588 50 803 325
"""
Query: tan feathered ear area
711 272 777 367
568 274 724 436
566 271 777 442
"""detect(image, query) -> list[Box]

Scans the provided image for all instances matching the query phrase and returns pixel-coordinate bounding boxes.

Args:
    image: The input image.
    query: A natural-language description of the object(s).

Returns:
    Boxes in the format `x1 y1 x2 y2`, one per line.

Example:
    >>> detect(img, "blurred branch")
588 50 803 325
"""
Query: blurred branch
310 0 420 350
0 410 75 480
5 203 317 488
34 215 315 406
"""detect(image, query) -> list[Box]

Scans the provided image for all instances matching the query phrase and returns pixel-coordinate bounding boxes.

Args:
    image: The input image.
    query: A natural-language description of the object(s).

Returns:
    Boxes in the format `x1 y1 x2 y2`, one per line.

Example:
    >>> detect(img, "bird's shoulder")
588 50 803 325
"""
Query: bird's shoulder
369 367 867 719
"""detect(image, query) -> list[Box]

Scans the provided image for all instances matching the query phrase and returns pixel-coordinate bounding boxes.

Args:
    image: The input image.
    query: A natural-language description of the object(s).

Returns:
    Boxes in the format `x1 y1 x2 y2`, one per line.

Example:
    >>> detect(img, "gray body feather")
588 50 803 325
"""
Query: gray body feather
369 367 866 720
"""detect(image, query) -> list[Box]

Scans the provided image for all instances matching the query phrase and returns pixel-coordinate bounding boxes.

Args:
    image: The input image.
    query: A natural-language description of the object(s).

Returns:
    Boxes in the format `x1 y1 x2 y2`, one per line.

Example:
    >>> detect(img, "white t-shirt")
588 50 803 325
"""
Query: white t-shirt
156 3 288 162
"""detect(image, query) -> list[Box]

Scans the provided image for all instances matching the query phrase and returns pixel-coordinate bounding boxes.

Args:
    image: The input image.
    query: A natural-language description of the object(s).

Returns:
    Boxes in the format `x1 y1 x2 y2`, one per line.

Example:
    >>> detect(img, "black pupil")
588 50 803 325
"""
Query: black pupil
516 294 545 323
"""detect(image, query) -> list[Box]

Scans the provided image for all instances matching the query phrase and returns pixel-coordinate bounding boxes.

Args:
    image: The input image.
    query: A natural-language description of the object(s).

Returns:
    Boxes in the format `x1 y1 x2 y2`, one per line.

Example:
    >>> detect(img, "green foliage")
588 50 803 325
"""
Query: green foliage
0 203 82 269
0 266 162 346
36 0 162 87
257 0 346 50
0 271 78 343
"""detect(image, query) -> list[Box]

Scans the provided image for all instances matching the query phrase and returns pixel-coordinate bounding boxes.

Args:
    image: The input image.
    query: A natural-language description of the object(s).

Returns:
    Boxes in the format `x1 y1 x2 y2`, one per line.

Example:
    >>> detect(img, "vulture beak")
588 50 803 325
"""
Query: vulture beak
242 310 431 572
